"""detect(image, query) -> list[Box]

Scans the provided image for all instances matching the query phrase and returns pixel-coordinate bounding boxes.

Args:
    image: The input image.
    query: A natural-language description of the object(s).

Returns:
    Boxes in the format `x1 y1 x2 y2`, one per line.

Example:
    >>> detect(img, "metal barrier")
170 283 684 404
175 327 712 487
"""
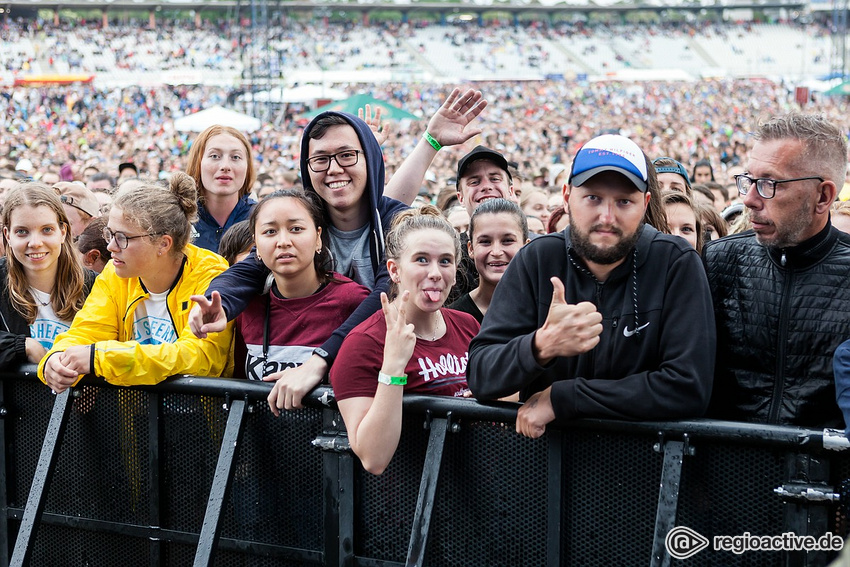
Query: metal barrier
1 364 848 567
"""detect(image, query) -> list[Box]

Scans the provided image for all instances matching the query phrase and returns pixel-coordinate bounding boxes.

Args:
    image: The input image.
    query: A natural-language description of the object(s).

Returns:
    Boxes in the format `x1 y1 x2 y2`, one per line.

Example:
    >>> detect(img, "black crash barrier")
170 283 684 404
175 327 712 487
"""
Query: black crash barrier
1 364 849 567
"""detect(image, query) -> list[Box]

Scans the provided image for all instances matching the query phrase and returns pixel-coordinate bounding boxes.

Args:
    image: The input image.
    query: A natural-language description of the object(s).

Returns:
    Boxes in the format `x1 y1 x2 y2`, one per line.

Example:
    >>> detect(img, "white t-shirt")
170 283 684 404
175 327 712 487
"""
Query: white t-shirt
133 290 178 345
28 288 71 349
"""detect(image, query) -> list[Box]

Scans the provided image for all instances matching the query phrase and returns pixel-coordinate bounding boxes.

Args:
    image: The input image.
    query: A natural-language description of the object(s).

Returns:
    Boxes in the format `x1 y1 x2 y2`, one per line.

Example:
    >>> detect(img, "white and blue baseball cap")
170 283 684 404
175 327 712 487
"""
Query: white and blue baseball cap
568 135 648 192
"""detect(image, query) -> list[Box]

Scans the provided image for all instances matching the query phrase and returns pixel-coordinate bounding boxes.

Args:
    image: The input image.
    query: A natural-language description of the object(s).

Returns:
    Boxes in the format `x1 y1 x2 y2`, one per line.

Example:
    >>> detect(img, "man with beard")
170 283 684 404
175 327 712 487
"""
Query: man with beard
704 113 850 428
468 135 715 438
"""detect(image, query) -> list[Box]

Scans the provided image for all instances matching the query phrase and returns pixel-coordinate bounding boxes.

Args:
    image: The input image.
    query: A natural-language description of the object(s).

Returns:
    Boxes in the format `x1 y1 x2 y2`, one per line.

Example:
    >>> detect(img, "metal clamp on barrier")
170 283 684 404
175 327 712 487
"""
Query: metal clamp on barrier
423 409 461 434
312 435 351 453
822 428 850 451
773 485 840 503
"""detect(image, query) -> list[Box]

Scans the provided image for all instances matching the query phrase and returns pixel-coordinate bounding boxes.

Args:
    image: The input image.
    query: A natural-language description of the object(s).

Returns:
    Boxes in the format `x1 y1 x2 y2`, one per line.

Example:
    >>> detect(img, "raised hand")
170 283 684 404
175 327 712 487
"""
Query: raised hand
359 104 390 146
533 277 603 365
381 291 416 376
188 291 226 339
425 88 488 149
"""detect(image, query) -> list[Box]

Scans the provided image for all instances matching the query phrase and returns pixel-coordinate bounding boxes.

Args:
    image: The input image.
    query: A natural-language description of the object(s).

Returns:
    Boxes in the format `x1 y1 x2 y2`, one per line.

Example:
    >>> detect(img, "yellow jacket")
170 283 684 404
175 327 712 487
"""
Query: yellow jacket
38 244 233 386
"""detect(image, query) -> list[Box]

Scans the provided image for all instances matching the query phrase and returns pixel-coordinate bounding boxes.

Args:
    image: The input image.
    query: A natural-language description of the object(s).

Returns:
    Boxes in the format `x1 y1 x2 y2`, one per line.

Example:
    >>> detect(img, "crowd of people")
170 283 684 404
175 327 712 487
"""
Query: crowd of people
0 22 850 479
1 78 849 210
1 18 832 85
0 73 847 479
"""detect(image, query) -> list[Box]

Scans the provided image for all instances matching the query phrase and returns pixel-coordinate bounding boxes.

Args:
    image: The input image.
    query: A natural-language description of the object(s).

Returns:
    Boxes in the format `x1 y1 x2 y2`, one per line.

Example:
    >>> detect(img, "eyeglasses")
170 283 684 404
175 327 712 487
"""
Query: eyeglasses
306 150 362 173
734 174 824 200
103 227 157 250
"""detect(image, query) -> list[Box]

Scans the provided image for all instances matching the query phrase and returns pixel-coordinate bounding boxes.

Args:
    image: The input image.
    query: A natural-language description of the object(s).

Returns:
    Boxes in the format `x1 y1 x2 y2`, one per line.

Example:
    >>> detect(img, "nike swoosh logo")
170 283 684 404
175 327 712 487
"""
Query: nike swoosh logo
623 322 650 337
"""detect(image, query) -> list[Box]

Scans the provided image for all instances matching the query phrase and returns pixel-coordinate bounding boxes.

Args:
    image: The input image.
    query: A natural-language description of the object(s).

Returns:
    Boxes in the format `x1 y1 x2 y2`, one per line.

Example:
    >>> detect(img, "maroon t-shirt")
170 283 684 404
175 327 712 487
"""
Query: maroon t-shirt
331 308 480 400
236 275 369 380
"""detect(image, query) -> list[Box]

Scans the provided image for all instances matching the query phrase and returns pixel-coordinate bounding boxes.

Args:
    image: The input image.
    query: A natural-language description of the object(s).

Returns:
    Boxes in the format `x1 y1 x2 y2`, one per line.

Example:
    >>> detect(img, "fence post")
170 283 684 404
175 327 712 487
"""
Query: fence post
781 452 833 567
193 397 248 566
317 406 354 567
147 390 163 567
10 388 76 567
547 429 562 567
405 411 450 567
0 379 10 567
649 434 692 567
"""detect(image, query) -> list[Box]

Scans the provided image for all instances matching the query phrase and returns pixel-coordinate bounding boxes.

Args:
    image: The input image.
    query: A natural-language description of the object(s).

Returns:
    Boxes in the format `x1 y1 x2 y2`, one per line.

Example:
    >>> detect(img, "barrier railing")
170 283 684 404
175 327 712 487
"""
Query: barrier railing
1 364 848 567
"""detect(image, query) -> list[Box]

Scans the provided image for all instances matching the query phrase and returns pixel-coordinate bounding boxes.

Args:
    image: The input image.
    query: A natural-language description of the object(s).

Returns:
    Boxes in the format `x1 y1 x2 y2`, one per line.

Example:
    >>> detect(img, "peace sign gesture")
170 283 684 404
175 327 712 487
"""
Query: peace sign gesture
359 104 390 146
381 291 417 376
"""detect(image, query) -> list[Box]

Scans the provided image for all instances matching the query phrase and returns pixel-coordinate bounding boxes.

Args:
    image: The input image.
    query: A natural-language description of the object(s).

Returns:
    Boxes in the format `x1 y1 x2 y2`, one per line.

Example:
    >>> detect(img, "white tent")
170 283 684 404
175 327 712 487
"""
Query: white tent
241 84 348 103
173 106 262 133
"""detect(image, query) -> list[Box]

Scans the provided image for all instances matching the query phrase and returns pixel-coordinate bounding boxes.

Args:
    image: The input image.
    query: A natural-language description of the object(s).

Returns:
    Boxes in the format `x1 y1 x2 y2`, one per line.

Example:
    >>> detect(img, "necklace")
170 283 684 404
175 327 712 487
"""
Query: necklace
414 310 442 341
29 287 50 307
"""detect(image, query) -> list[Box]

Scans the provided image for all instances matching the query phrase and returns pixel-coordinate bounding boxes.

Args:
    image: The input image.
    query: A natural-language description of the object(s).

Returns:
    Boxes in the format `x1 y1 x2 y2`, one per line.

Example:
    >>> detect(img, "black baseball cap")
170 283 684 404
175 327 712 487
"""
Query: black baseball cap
456 146 512 188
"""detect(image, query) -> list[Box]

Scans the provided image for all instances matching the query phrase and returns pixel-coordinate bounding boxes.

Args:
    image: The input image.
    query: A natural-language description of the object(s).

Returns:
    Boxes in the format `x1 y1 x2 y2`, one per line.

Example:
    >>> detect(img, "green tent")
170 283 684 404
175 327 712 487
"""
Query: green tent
824 81 850 96
301 93 420 120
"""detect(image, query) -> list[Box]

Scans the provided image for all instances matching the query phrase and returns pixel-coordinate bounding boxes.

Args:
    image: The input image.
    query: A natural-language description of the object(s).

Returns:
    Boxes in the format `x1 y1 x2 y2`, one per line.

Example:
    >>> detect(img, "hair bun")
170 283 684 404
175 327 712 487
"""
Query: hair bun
168 171 199 222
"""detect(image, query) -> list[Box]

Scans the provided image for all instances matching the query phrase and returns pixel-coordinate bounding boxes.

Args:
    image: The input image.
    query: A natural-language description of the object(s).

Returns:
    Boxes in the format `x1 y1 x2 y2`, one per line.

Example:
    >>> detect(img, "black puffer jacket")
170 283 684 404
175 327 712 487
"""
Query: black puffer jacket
703 224 850 427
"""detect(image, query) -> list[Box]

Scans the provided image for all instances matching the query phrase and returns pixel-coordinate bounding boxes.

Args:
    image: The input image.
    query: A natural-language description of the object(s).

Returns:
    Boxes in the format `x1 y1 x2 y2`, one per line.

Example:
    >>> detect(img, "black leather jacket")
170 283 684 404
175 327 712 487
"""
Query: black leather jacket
704 224 850 427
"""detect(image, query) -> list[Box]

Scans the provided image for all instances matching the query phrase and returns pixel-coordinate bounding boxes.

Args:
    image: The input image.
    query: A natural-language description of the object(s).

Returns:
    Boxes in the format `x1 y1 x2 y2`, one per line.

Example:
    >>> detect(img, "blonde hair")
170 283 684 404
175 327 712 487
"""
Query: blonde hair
2 182 87 324
385 205 461 298
112 172 198 257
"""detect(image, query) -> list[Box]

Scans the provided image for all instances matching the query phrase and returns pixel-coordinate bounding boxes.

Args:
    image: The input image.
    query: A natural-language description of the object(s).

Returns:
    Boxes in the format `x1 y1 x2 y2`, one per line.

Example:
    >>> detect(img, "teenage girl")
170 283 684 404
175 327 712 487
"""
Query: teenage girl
449 198 528 323
0 183 95 365
331 206 479 475
232 190 369 414
39 172 233 391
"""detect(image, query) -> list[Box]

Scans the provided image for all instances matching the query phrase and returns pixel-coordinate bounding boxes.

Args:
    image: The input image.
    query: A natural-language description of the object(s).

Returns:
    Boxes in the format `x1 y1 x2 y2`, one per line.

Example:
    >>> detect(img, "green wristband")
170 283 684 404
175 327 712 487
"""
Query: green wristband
423 131 442 151
378 372 408 386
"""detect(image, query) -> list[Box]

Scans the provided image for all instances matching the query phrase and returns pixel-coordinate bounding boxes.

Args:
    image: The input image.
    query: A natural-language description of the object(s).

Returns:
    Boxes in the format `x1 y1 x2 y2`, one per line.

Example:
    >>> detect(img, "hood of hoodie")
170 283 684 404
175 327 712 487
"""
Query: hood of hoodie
299 111 385 224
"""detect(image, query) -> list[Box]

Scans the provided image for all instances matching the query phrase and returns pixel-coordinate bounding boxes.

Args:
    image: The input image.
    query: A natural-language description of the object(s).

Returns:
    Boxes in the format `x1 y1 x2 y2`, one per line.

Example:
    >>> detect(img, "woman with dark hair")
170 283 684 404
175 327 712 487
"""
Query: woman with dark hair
234 190 369 413
449 198 528 323
691 159 715 184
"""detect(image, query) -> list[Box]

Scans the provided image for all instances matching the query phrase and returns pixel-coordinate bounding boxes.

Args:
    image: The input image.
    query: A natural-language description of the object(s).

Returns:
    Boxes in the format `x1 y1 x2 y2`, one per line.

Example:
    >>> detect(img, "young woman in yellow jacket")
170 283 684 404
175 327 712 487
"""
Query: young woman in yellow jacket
39 172 233 391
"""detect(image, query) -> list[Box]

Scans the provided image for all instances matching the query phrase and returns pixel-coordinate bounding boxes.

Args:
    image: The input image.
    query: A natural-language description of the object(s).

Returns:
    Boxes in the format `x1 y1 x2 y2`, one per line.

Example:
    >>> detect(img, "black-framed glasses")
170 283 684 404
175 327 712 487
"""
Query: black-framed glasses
103 227 156 250
734 174 824 199
306 150 362 173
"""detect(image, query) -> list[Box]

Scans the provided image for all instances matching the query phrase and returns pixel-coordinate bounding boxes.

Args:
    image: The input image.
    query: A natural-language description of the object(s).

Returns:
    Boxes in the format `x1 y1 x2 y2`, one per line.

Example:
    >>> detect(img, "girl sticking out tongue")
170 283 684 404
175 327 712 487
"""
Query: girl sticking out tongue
330 205 480 475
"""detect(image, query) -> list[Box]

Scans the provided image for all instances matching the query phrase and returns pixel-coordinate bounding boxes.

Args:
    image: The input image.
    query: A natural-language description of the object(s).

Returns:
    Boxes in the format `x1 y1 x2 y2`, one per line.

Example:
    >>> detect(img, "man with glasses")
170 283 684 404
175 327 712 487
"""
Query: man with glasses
704 112 850 427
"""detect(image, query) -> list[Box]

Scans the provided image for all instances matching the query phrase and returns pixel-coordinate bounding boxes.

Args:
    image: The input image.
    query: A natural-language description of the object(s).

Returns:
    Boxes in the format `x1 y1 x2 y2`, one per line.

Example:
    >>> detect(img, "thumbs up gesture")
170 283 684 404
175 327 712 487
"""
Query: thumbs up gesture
532 277 603 365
